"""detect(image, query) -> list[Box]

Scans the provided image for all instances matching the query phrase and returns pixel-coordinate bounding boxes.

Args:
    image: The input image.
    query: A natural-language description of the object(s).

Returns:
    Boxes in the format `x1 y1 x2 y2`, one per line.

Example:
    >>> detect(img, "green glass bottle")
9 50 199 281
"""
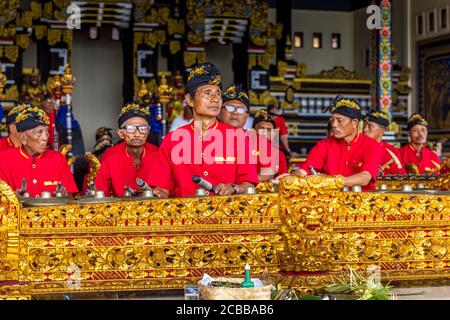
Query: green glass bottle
241 264 255 288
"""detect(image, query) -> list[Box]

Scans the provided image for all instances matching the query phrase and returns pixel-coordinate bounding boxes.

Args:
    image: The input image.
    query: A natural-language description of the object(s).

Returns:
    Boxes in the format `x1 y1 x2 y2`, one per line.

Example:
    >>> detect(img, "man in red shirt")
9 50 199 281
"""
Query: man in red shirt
363 110 405 175
295 96 382 191
252 111 288 182
219 85 287 182
0 103 28 151
0 106 77 197
268 102 291 154
399 114 441 174
94 103 158 197
219 84 250 130
41 93 59 151
148 63 258 198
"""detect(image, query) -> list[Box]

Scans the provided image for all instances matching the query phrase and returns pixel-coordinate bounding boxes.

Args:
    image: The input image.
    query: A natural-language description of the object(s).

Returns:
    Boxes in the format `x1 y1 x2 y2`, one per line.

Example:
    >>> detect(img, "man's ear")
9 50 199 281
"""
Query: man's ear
117 129 124 140
19 133 27 145
185 93 194 107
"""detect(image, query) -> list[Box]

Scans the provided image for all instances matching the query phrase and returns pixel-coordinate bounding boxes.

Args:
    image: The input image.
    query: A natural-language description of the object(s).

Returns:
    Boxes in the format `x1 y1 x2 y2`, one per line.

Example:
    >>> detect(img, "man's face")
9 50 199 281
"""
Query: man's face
186 84 222 118
330 113 358 139
21 125 49 154
219 100 249 129
255 121 277 141
117 116 149 148
42 97 57 114
409 124 428 145
363 120 385 141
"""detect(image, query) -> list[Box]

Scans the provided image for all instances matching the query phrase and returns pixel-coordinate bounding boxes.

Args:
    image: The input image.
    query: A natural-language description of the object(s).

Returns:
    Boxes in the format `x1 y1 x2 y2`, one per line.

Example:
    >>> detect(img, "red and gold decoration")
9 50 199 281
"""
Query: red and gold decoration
0 174 449 298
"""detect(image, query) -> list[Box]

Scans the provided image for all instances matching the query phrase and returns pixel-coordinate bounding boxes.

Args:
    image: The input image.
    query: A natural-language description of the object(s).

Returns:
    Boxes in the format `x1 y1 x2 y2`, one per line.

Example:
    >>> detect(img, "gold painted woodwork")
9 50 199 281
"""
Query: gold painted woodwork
0 174 449 298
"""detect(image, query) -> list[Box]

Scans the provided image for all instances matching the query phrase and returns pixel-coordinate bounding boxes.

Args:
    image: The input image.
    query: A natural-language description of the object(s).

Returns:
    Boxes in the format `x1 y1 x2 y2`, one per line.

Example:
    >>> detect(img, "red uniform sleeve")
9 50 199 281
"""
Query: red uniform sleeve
361 138 383 180
300 139 328 174
430 150 441 174
385 145 406 175
147 137 174 192
94 158 112 197
275 117 288 136
277 150 288 175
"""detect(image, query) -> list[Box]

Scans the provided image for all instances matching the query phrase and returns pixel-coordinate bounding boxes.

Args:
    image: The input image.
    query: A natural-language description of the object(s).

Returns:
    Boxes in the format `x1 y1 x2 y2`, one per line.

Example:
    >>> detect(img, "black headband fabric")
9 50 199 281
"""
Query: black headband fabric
186 63 222 96
117 103 151 128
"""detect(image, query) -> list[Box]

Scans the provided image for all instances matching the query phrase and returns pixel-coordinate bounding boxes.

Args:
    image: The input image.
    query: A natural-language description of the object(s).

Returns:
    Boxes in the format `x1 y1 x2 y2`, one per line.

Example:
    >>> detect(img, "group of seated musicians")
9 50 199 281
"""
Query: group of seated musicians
0 62 444 199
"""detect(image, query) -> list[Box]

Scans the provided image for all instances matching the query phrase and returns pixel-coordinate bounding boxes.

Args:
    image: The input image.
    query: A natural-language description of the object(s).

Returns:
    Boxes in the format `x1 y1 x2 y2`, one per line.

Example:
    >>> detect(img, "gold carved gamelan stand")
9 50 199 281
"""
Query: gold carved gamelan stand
0 174 449 299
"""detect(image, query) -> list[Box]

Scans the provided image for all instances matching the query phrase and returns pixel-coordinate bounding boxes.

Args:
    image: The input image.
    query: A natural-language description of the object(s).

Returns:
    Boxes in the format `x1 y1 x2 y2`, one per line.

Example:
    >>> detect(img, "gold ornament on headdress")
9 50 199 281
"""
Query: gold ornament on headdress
188 66 207 81
369 111 390 120
8 103 29 117
118 103 150 118
223 85 249 101
15 106 50 125
254 110 273 122
408 114 428 126
335 99 361 110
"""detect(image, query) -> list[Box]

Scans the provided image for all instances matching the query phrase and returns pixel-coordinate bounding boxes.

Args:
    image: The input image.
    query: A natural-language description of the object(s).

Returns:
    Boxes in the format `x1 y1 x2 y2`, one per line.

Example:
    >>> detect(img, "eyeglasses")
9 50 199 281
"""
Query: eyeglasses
223 105 248 115
121 125 150 134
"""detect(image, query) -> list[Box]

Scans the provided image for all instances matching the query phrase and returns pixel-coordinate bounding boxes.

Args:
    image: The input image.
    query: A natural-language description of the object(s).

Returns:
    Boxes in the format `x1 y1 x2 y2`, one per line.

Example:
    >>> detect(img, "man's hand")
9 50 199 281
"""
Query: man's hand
214 183 235 196
152 187 169 198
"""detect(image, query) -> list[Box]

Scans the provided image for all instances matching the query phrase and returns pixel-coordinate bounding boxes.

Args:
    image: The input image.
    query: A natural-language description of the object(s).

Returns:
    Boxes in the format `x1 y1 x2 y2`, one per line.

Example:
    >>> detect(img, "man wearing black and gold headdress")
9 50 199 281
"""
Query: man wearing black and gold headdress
363 110 405 175
0 105 77 197
94 103 159 197
148 63 258 198
219 84 250 129
0 103 28 151
399 114 440 174
296 96 382 191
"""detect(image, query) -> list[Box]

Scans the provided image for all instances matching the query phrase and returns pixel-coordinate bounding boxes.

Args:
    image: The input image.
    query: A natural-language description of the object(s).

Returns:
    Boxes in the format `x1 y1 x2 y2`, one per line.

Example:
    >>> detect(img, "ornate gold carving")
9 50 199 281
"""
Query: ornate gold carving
0 179 20 282
58 144 72 157
277 175 345 272
157 74 173 104
62 64 75 95
47 29 61 46
34 25 46 40
16 34 29 50
30 1 42 19
85 153 100 188
309 66 368 80
169 40 180 55
0 27 16 38
0 171 449 297
3 85 19 102
58 144 75 166
183 51 206 68
17 10 33 28
3 46 18 63
0 0 18 26
168 18 185 36
43 2 53 19
248 90 277 107
0 70 7 95
267 23 283 40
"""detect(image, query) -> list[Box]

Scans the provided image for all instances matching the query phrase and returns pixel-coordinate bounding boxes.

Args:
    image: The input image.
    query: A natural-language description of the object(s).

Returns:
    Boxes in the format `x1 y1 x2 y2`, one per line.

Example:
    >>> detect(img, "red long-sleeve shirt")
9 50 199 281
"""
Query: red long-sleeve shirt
399 144 441 174
148 121 258 197
300 132 382 191
94 142 158 197
0 147 78 197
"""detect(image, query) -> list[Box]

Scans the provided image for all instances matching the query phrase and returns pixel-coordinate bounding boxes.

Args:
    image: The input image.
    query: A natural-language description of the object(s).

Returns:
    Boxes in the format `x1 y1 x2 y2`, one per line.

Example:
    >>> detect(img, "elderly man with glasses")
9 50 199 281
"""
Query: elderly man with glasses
219 84 250 130
94 103 158 197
